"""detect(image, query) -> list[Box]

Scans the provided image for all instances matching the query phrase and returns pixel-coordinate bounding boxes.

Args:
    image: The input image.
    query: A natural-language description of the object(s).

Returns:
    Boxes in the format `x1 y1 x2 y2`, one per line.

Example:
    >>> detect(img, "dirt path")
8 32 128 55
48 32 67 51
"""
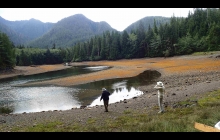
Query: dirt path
0 52 220 132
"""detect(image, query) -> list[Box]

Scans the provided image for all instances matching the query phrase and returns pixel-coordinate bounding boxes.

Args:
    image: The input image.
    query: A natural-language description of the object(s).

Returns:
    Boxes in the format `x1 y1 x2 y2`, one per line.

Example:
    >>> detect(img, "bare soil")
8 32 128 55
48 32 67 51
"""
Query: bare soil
0 52 220 132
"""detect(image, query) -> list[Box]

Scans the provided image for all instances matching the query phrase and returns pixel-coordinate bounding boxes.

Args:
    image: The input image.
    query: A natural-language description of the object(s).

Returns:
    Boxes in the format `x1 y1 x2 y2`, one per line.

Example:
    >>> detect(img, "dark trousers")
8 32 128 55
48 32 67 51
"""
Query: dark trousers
103 100 109 111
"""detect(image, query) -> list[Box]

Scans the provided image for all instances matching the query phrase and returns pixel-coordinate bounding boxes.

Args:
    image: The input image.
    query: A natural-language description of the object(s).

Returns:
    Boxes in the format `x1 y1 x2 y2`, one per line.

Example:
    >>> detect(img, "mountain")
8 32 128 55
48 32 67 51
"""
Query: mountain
26 14 117 48
124 16 170 33
0 17 28 45
0 16 54 46
0 14 171 49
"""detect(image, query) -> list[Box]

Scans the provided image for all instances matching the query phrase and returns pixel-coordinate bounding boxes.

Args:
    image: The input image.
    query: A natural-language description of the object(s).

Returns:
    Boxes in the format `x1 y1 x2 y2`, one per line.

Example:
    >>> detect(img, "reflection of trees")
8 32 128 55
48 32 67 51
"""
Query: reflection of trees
114 87 125 93
127 86 132 92
119 88 122 92
126 70 161 87
75 69 161 92
75 69 161 99
115 88 119 93
72 69 162 107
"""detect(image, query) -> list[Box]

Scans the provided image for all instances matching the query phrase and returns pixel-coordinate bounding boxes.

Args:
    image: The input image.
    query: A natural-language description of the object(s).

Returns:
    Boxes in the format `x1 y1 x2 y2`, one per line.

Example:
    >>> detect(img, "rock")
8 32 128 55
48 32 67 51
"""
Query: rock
80 106 87 109
0 120 6 123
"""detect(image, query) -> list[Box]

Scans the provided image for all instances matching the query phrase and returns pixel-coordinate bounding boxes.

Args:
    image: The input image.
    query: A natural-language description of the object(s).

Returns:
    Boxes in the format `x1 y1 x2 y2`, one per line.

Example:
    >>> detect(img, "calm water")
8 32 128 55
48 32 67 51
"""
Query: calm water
0 65 161 114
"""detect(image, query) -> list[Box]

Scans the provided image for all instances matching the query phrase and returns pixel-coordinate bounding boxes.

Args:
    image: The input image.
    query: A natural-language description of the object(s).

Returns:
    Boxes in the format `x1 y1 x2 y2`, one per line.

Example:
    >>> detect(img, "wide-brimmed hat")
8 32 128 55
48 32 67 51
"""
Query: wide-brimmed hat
102 88 106 91
155 81 164 87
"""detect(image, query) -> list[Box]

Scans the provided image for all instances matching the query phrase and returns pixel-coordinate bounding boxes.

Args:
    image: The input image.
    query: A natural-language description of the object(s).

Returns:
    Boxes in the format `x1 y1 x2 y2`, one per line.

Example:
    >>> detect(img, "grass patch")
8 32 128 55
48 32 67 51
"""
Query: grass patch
0 107 13 114
198 90 220 107
191 51 220 56
11 121 85 132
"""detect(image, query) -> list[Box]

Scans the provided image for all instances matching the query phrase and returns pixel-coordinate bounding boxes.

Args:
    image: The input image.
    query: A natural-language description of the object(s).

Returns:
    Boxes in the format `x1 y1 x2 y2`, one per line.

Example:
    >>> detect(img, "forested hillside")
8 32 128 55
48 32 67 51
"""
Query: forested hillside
0 18 28 45
0 16 54 46
124 16 170 33
10 18 54 41
26 14 116 48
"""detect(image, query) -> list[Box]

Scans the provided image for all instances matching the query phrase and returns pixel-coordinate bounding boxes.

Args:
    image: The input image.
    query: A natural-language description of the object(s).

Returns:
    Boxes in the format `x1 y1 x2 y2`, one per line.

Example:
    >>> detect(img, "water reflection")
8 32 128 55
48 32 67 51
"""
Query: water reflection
73 70 161 106
0 66 161 114
83 66 110 71
0 87 80 114
0 65 111 85
89 87 143 107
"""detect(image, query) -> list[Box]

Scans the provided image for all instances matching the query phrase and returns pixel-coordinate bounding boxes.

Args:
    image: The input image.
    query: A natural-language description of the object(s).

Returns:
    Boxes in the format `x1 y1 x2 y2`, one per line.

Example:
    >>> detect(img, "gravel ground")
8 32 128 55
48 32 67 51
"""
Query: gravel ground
0 54 220 132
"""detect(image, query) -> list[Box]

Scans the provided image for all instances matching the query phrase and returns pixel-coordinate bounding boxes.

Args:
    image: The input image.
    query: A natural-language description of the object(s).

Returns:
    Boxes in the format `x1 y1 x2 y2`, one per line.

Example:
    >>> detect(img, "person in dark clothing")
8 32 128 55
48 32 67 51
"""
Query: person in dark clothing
100 88 111 112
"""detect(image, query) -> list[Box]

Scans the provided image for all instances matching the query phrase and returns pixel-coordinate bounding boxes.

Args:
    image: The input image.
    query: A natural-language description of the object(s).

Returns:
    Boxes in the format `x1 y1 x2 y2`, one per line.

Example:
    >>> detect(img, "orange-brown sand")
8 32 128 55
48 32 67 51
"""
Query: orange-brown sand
2 53 218 87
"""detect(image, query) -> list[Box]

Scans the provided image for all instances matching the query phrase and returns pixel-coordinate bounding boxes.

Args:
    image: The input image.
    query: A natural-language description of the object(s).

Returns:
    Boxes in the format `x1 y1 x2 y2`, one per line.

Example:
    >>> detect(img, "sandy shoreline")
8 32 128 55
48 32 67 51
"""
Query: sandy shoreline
0 53 220 131
8 53 220 87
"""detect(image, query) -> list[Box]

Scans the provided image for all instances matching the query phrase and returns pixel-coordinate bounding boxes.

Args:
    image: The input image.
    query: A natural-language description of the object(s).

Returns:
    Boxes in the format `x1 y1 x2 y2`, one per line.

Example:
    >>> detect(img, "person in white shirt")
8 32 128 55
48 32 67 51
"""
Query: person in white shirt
154 81 166 113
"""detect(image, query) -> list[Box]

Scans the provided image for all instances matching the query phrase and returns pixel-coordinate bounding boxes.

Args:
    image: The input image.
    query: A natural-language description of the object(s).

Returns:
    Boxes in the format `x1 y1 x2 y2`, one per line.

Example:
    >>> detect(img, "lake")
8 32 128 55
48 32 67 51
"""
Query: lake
0 65 161 114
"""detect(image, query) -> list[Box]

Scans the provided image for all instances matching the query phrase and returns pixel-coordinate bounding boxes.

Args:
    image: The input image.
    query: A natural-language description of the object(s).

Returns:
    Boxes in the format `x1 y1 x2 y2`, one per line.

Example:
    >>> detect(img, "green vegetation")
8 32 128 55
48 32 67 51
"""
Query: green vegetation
0 32 16 71
15 47 63 66
191 51 220 56
5 89 220 132
0 107 13 114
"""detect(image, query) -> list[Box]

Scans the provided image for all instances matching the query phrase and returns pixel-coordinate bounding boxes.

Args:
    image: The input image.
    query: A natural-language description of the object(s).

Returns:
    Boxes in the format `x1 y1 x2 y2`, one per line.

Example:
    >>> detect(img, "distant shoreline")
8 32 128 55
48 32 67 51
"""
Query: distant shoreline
1 53 220 86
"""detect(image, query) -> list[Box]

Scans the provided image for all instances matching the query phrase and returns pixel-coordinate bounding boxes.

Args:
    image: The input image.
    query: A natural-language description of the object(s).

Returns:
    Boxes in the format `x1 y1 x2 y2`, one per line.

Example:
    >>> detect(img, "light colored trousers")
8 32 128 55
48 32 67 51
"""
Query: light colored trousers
158 97 164 112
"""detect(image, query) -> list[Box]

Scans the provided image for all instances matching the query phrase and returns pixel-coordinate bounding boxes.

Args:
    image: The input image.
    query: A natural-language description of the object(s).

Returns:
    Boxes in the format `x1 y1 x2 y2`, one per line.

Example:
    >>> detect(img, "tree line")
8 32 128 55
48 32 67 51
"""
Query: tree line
1 8 220 70
70 8 220 62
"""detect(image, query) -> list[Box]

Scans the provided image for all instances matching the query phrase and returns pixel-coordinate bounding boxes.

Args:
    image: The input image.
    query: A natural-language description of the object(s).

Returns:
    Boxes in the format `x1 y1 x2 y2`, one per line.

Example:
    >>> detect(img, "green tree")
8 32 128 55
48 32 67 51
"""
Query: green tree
79 43 86 61
120 30 129 58
127 33 137 58
18 50 31 66
136 21 146 58
176 32 195 55
109 31 120 60
207 23 220 51
145 25 154 57
0 32 16 70
153 19 158 35
100 33 107 60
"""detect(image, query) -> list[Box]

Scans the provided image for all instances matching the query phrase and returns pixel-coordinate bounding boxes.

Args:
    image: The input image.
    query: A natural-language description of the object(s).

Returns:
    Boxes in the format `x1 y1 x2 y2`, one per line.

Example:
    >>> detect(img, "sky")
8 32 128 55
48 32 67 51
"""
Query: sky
0 8 194 31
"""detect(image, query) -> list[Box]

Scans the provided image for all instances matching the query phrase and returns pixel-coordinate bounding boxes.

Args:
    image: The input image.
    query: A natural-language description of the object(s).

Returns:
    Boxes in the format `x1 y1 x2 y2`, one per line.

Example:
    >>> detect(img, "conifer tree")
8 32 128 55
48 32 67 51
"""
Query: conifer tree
0 32 16 70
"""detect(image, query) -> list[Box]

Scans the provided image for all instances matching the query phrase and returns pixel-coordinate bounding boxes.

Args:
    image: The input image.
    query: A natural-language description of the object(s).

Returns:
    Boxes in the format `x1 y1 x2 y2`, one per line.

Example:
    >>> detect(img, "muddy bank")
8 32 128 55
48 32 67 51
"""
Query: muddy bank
0 64 72 80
